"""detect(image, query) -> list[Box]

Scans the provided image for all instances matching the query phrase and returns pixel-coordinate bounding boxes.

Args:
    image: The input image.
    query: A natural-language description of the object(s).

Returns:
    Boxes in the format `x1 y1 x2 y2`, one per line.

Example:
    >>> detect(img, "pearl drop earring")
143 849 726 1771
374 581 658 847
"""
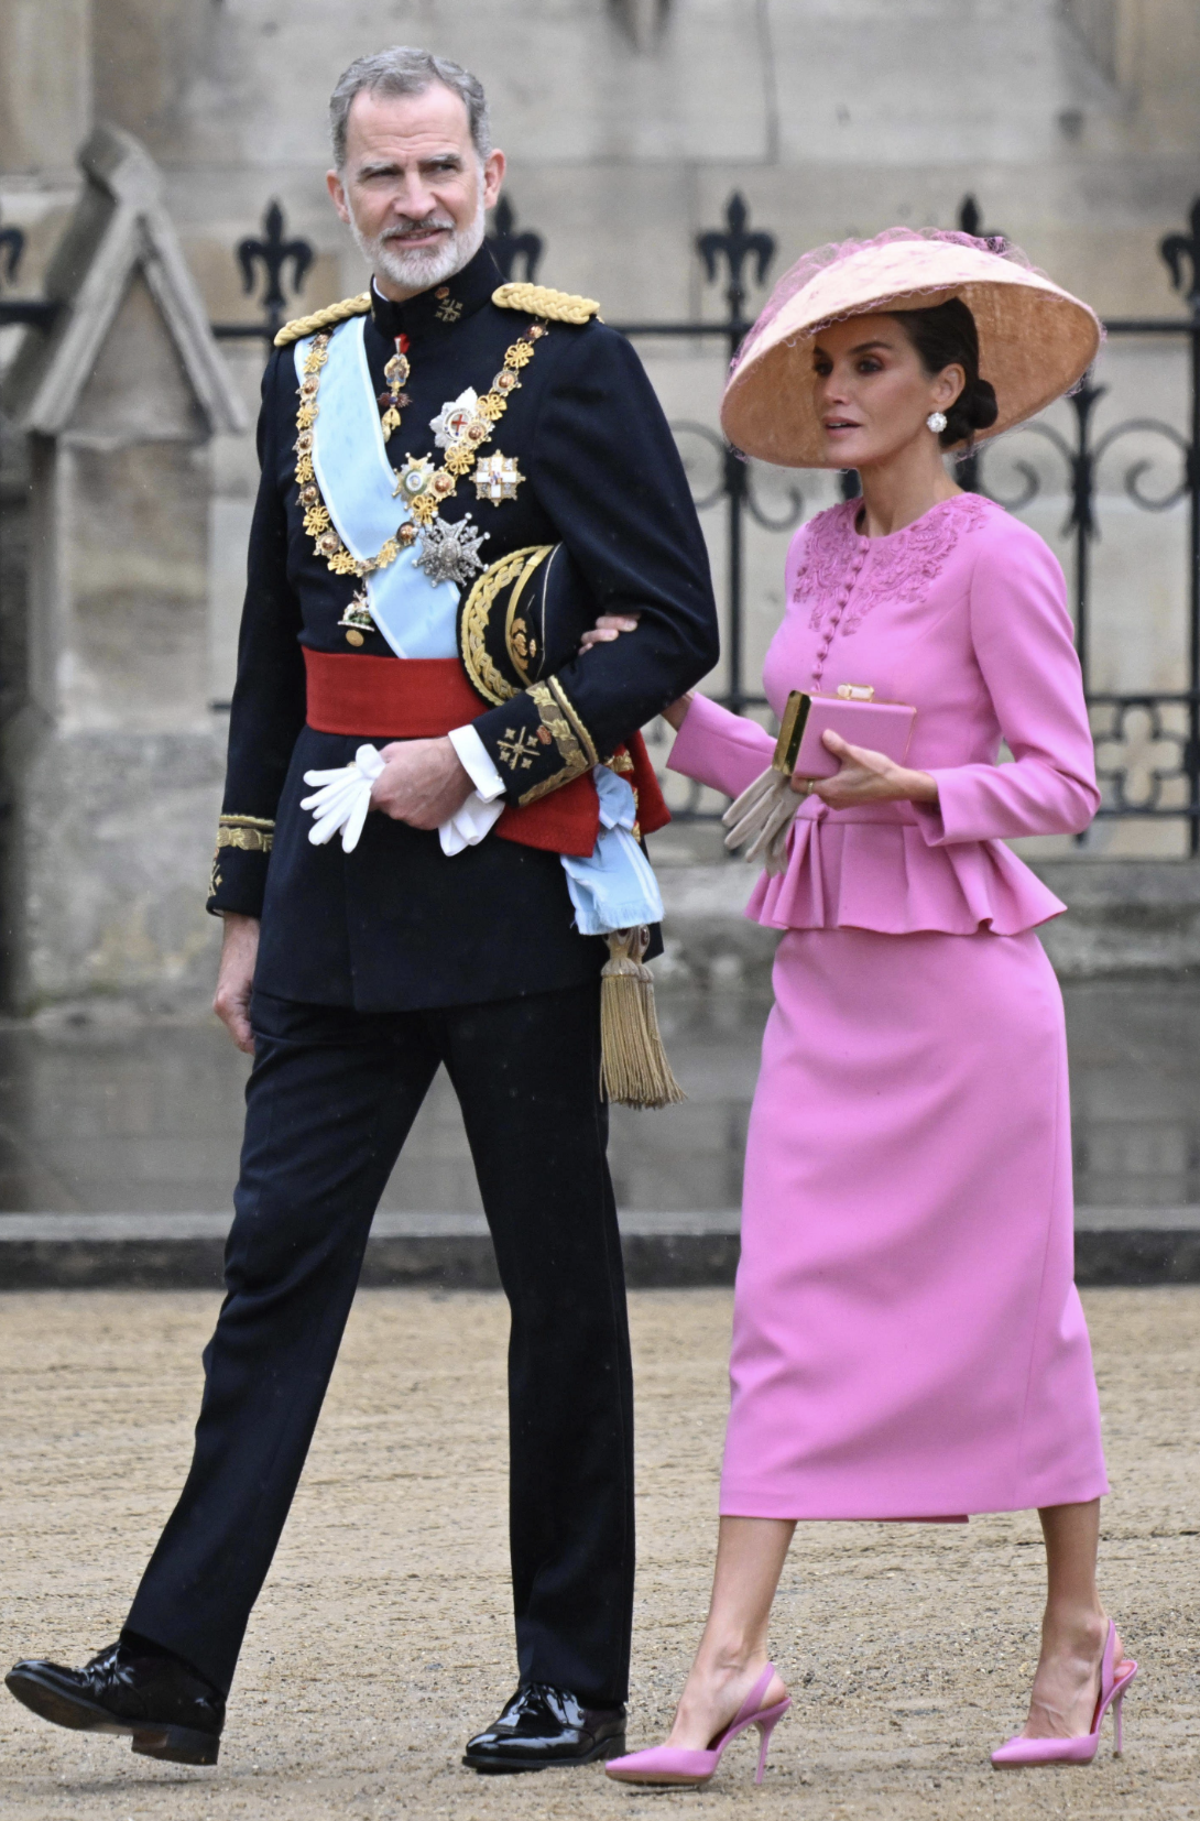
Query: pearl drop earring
926 410 948 433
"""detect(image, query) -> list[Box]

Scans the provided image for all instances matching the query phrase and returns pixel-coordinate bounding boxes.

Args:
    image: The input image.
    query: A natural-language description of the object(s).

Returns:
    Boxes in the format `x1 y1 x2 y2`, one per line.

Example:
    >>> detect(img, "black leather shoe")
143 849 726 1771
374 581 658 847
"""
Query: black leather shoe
463 1682 626 1774
5 1642 224 1766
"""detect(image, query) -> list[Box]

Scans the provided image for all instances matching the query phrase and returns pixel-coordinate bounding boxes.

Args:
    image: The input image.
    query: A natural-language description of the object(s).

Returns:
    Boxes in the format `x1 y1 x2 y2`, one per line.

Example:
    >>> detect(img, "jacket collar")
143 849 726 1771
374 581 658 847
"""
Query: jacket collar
369 242 501 345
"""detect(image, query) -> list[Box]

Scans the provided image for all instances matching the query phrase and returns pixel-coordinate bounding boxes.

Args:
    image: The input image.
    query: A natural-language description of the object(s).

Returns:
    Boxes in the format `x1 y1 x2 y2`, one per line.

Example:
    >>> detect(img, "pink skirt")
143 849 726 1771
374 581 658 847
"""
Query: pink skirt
720 926 1108 1520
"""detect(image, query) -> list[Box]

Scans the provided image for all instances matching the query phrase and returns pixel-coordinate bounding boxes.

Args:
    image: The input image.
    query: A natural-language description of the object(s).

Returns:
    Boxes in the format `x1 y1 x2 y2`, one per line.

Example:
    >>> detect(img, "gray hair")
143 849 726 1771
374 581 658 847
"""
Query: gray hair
329 46 491 168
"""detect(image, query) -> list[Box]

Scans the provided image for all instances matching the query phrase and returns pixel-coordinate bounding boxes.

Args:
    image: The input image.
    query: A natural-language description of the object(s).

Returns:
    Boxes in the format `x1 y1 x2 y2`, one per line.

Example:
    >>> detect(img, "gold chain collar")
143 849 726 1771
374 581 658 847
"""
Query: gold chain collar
292 320 547 581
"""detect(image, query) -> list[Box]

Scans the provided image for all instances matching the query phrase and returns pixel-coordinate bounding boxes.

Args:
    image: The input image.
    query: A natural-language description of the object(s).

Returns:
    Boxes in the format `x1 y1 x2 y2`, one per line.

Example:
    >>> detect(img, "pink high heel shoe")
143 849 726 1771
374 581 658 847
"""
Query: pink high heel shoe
991 1619 1138 1766
605 1664 791 1787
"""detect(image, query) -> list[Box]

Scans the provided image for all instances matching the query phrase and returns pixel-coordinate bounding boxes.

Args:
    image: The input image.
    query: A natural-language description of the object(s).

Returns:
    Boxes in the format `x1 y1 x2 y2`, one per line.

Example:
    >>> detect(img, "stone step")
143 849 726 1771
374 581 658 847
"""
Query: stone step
0 1208 1196 1290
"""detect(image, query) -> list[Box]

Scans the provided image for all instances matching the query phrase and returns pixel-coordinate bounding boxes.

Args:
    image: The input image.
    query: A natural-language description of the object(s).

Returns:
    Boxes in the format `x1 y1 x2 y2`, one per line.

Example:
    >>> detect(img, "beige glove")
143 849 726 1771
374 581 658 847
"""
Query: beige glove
722 768 806 876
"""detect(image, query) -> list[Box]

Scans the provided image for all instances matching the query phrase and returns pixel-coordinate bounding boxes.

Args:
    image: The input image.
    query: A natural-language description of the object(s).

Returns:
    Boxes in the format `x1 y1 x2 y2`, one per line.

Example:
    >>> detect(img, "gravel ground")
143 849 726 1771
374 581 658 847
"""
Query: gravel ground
0 1286 1196 1820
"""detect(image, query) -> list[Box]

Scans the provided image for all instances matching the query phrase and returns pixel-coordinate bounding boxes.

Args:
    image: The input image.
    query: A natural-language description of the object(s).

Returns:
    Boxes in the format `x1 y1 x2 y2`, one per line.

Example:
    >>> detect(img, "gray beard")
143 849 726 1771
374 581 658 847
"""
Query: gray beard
349 190 487 295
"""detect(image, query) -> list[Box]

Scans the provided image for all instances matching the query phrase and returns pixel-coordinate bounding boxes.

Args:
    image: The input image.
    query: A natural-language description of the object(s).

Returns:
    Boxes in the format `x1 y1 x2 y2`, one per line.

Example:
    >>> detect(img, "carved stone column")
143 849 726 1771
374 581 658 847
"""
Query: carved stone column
2 125 245 1011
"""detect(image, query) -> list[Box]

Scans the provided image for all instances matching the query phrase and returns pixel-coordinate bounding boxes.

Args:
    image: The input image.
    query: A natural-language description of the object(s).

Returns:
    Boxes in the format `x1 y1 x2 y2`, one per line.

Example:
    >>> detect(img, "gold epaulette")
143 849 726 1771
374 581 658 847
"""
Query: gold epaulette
492 283 600 326
273 292 372 348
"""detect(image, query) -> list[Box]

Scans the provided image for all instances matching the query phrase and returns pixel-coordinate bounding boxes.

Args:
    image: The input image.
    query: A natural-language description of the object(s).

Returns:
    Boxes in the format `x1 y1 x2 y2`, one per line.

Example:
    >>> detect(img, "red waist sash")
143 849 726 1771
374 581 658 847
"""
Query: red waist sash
303 648 669 860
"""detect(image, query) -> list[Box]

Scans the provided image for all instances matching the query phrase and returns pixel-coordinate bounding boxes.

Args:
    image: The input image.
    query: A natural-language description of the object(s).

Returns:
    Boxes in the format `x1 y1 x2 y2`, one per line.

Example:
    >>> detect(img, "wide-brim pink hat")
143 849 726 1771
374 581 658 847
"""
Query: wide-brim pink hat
720 227 1101 468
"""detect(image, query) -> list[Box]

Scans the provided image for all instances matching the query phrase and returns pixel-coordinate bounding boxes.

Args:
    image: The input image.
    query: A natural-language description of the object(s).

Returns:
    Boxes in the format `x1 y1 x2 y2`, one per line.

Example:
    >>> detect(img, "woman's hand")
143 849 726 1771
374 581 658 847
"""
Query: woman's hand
574 609 692 732
660 693 694 732
792 729 938 807
579 611 641 654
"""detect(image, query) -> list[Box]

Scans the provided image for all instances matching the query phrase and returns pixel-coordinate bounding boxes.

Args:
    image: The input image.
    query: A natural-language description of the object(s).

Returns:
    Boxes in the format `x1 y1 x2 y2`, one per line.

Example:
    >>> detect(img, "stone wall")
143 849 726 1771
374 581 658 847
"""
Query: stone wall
1 126 243 1012
3 2 1200 1008
5 3 1199 335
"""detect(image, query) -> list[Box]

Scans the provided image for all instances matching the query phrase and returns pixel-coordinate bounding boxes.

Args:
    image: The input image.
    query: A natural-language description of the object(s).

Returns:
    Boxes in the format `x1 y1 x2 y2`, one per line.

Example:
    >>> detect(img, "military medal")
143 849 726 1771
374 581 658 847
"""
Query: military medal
393 453 436 502
337 586 376 646
295 318 548 589
434 284 463 323
378 335 410 438
413 514 490 587
430 388 480 449
474 452 525 505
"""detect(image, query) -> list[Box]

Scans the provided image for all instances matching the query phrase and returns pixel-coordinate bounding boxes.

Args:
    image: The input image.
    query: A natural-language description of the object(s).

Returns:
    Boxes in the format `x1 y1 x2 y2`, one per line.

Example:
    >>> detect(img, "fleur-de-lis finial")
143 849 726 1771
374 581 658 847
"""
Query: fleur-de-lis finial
0 206 25 288
957 194 1007 253
486 196 543 284
696 193 775 324
237 200 314 337
1160 196 1200 314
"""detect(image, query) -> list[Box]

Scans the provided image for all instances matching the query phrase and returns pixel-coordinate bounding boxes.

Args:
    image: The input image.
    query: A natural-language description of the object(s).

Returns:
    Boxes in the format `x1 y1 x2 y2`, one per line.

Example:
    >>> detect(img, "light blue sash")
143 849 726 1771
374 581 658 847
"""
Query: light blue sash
295 318 459 659
562 767 664 935
296 322 662 936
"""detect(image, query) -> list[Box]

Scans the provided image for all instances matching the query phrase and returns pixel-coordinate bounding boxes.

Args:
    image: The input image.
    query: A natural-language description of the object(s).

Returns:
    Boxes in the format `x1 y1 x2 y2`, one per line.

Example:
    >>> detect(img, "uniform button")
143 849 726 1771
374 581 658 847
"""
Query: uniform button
345 629 365 647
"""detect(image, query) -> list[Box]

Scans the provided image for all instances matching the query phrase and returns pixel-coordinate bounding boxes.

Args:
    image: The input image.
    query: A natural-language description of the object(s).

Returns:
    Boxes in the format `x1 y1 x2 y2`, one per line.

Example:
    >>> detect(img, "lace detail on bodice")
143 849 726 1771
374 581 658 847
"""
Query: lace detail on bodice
792 494 995 636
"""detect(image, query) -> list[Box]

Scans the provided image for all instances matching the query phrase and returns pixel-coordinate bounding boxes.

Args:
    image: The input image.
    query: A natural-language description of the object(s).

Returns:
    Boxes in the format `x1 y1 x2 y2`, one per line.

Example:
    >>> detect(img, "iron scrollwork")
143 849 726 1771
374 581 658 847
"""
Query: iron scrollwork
235 200 314 339
670 421 804 530
486 197 543 284
975 388 1189 536
200 185 1200 841
697 193 775 327
1090 696 1193 815
1160 197 1200 313
0 208 24 287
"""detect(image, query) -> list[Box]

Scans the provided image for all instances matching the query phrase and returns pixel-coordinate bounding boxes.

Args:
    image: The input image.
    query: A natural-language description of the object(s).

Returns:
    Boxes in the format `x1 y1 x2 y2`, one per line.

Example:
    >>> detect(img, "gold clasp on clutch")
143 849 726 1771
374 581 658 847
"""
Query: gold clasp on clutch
772 684 878 775
771 691 811 776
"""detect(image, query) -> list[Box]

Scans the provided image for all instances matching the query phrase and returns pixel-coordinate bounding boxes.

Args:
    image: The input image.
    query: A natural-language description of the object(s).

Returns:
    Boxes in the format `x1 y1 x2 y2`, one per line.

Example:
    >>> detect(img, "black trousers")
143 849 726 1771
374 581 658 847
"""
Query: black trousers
124 982 635 1706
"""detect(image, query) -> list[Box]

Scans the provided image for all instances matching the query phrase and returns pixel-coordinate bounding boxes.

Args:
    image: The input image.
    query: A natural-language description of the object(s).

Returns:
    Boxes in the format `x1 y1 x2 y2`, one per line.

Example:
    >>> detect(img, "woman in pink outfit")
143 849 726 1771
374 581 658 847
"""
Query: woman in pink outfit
604 230 1137 1788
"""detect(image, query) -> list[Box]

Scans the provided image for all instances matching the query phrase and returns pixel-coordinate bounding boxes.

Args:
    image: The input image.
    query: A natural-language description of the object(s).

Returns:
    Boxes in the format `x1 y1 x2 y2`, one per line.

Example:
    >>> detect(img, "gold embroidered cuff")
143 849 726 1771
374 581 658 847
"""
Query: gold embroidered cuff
216 814 274 854
516 679 598 805
547 676 598 769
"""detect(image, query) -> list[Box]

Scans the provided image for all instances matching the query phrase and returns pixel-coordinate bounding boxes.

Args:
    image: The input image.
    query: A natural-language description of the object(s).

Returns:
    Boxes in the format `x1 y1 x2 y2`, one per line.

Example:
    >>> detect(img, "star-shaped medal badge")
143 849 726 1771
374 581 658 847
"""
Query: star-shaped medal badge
474 452 526 505
414 515 490 588
393 453 436 502
430 389 480 450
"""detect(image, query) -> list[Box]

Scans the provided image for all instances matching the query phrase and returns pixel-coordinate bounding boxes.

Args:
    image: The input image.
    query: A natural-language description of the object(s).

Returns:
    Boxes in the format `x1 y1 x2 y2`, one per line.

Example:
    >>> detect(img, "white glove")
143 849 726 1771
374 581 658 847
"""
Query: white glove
301 744 385 852
302 741 505 858
438 792 504 856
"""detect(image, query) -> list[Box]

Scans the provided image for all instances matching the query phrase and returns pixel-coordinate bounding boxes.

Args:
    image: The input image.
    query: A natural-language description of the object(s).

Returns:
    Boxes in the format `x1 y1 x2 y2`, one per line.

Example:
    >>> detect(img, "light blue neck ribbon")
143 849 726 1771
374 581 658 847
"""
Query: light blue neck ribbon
562 767 664 936
295 317 459 659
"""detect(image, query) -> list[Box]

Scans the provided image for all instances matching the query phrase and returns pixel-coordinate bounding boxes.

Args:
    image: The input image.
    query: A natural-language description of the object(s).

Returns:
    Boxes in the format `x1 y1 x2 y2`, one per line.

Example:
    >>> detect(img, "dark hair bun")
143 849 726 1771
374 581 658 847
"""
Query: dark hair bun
944 375 998 446
893 298 999 451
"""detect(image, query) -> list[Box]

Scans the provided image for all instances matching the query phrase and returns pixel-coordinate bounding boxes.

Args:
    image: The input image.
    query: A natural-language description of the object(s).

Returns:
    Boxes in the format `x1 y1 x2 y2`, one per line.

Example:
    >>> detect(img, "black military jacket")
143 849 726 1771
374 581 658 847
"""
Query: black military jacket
210 242 718 1010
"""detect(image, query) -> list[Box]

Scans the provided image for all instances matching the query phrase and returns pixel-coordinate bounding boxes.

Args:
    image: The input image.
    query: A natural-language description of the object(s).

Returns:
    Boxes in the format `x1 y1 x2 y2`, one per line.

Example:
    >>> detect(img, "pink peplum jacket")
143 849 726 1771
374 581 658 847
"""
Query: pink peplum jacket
667 492 1101 936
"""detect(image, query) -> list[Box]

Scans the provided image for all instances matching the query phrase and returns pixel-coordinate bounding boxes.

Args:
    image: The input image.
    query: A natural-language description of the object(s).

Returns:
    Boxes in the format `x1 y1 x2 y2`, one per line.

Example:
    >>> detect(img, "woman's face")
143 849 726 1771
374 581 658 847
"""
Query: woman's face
811 314 965 471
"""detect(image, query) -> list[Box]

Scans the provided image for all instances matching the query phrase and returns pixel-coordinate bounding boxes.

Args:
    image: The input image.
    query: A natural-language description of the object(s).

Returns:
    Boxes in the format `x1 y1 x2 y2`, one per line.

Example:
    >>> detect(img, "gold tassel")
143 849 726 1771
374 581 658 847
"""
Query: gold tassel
599 926 685 1110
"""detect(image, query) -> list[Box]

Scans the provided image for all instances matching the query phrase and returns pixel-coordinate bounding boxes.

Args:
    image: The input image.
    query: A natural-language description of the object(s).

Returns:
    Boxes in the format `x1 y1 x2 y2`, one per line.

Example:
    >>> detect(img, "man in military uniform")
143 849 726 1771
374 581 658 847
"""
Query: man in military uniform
6 47 717 1775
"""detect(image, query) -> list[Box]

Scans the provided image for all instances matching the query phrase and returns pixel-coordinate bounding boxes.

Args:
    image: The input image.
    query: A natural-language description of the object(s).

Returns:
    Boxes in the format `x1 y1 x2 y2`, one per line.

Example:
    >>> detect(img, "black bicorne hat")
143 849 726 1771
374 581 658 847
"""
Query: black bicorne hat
458 544 594 706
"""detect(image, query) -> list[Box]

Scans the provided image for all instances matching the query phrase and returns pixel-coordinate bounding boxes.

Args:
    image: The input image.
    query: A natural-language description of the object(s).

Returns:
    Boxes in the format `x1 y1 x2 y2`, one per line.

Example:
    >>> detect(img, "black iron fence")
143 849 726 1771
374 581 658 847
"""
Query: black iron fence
4 187 1199 847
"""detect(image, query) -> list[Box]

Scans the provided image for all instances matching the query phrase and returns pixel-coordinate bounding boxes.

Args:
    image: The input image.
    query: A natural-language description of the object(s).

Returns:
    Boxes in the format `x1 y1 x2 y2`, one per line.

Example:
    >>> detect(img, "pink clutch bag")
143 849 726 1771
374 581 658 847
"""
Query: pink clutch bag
773 687 916 780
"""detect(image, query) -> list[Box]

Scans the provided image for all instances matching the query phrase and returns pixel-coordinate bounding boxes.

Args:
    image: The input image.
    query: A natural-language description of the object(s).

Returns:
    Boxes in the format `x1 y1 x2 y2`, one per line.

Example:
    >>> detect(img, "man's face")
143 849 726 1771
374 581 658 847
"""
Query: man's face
327 83 505 298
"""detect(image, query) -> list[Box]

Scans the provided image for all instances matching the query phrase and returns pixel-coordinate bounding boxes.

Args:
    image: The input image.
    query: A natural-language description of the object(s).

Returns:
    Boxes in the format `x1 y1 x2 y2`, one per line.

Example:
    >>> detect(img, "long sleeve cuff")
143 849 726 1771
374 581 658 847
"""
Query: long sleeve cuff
206 813 275 918
448 723 507 802
471 679 597 805
914 761 1100 846
667 692 776 800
